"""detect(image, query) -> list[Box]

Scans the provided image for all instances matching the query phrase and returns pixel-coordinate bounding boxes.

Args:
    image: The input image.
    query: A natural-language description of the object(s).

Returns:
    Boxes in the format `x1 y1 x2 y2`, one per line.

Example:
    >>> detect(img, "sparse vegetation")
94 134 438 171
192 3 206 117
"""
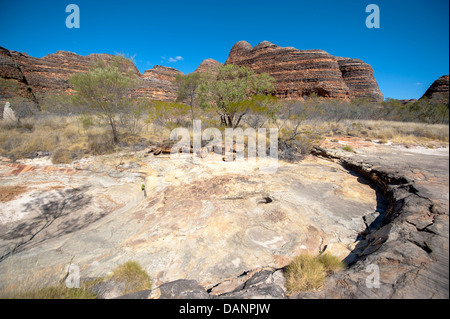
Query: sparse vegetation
1 93 448 163
316 253 345 275
0 261 150 299
109 261 152 295
4 282 99 299
0 63 448 163
284 253 345 293
342 145 356 153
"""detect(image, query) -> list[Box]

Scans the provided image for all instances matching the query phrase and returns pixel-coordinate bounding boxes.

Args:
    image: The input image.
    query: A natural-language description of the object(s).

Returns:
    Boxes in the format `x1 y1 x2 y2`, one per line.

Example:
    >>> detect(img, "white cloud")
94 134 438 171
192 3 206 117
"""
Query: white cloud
161 55 184 63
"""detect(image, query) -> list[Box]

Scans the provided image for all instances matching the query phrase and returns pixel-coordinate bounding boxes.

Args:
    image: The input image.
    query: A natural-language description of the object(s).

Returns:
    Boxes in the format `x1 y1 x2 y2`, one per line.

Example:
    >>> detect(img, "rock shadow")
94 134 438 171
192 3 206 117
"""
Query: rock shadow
0 186 102 263
339 167 389 266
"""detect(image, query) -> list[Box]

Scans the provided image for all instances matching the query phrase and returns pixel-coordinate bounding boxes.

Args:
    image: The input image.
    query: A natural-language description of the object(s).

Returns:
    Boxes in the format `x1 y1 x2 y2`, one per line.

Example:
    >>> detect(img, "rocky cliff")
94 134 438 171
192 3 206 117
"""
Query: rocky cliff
336 57 384 102
0 42 387 105
0 46 183 103
0 47 38 103
225 41 384 102
421 75 449 101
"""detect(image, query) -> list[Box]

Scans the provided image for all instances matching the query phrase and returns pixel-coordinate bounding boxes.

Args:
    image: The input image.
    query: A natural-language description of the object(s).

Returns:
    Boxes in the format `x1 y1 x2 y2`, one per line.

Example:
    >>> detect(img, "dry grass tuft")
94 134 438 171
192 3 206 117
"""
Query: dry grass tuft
109 261 152 295
284 253 345 293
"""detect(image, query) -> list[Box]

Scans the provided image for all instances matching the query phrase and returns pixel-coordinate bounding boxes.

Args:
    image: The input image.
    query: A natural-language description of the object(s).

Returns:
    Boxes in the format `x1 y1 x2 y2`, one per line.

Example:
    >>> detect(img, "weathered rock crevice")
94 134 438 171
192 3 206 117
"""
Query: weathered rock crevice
301 146 448 299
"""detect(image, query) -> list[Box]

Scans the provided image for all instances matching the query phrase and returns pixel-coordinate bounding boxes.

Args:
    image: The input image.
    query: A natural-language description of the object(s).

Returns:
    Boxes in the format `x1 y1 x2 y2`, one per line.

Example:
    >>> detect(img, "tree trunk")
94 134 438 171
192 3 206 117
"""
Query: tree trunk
109 116 119 144
227 115 234 128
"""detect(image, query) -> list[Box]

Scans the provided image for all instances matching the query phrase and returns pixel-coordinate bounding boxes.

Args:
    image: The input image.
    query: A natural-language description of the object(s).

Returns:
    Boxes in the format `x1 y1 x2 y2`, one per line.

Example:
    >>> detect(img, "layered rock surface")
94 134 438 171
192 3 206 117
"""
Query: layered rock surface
225 41 383 102
0 149 379 293
421 75 449 101
0 139 448 299
0 46 183 103
336 57 384 102
194 58 222 74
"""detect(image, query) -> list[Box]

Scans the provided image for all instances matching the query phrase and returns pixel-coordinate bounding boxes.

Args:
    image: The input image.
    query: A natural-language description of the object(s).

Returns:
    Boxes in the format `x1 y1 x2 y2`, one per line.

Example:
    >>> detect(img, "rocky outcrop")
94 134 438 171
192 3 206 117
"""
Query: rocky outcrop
0 47 38 104
225 41 383 102
124 144 448 299
306 146 449 299
1 42 385 104
0 140 447 299
0 150 379 293
194 58 222 74
0 46 182 103
336 57 384 102
138 65 184 101
421 75 449 101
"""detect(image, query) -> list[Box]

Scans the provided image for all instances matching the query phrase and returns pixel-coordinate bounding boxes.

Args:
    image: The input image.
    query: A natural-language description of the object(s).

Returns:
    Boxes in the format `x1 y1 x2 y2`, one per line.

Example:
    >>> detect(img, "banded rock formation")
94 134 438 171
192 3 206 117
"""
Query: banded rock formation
0 46 183 103
194 58 222 74
421 75 449 101
225 41 383 102
138 65 184 101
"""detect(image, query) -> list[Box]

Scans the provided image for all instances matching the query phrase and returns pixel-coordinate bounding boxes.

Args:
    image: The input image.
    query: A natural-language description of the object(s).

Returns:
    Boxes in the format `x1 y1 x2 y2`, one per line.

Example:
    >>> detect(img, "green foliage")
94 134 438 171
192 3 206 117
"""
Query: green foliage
119 99 147 135
175 72 203 119
407 95 449 124
146 100 191 131
197 65 275 128
79 114 94 129
39 93 78 114
69 55 138 143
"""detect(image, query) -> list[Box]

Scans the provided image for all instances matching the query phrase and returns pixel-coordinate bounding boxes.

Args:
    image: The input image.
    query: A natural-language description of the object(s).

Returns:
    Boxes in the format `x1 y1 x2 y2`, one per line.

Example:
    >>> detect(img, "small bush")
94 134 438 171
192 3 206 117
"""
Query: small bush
316 253 345 275
284 253 345 293
62 124 80 142
87 132 115 155
284 254 326 292
52 148 73 164
110 261 151 294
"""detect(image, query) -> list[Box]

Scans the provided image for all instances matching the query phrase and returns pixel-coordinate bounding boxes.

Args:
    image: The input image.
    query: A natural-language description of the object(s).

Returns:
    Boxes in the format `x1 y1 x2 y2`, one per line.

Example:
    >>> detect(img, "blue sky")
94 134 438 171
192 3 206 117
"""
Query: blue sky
0 0 448 100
